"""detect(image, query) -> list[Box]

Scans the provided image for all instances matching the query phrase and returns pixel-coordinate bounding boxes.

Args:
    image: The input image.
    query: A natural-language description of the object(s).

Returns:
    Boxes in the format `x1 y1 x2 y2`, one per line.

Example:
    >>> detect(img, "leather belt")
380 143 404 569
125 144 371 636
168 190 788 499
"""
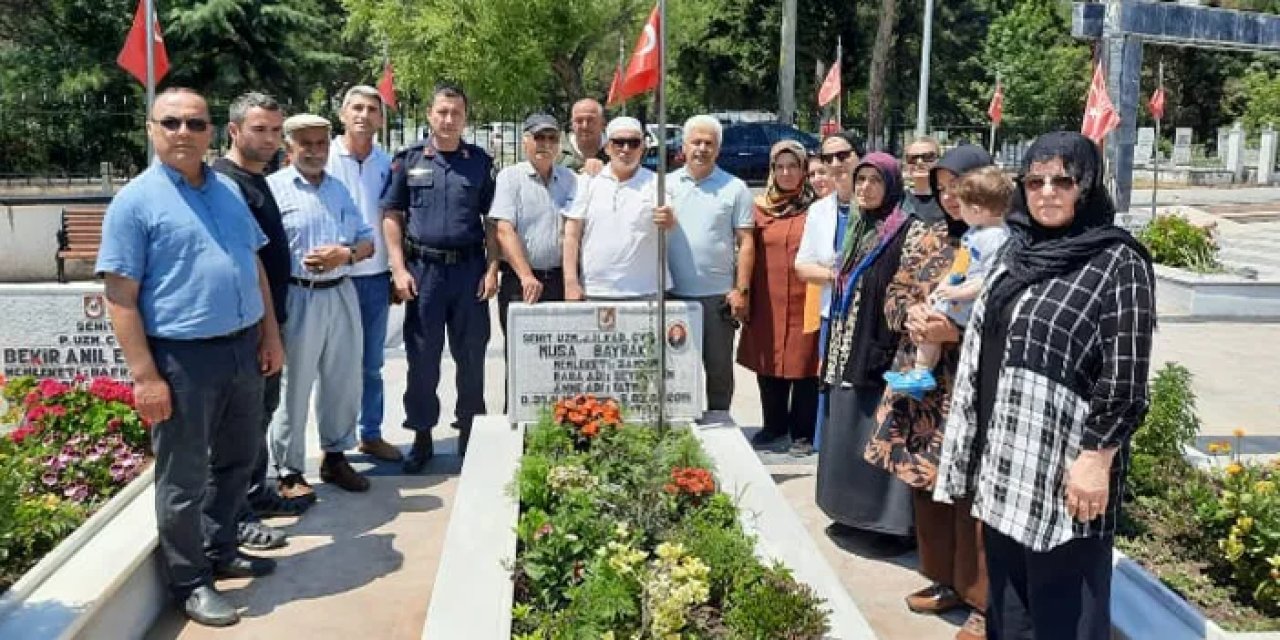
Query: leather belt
405 239 484 265
500 263 563 279
289 276 347 290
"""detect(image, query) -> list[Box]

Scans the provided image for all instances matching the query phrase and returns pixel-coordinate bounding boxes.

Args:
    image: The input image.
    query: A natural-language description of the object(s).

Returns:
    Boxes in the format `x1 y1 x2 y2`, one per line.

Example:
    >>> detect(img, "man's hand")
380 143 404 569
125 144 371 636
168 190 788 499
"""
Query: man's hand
259 331 284 376
520 275 544 304
477 269 499 301
1066 448 1117 522
565 281 584 301
303 244 352 274
134 375 173 426
392 266 417 301
726 289 749 323
581 158 605 177
653 204 676 230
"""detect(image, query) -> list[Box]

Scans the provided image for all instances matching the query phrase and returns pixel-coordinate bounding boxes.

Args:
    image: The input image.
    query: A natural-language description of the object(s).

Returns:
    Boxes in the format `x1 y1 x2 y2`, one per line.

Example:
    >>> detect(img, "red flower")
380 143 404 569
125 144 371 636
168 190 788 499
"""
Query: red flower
23 391 39 406
36 379 70 399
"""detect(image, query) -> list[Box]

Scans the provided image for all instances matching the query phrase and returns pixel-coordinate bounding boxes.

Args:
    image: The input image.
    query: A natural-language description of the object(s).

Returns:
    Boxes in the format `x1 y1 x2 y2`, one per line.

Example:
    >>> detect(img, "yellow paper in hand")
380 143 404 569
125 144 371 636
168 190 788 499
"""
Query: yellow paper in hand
803 283 822 333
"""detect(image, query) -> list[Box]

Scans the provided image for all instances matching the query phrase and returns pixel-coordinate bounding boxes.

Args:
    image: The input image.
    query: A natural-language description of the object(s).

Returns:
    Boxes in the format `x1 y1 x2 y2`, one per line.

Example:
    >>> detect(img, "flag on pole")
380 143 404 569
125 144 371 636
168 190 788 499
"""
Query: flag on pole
1148 86 1166 121
378 61 397 111
987 81 1004 126
606 63 623 107
117 0 169 85
1081 63 1120 144
612 3 661 104
817 60 841 107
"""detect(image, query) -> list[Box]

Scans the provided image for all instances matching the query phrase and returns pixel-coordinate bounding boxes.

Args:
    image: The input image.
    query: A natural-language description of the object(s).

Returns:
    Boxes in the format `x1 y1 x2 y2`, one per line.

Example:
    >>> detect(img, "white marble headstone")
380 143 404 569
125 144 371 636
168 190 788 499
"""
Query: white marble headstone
1173 128 1193 166
506 301 704 424
0 283 130 382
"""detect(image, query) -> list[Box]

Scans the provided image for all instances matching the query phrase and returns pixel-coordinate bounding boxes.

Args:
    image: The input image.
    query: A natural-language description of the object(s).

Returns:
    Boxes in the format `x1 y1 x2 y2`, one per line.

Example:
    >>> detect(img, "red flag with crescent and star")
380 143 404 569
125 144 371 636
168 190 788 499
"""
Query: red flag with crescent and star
1081 63 1120 144
378 61 397 112
1148 86 1166 122
612 4 661 104
817 60 841 108
117 0 170 85
988 81 1004 126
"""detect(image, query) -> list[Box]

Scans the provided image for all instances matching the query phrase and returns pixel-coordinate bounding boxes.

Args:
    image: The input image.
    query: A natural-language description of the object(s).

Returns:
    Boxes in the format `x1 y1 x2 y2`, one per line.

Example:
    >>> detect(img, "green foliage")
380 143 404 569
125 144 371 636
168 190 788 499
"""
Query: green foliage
982 0 1090 131
1134 363 1203 463
1194 462 1280 615
722 562 831 640
1234 67 1280 133
1138 215 1221 272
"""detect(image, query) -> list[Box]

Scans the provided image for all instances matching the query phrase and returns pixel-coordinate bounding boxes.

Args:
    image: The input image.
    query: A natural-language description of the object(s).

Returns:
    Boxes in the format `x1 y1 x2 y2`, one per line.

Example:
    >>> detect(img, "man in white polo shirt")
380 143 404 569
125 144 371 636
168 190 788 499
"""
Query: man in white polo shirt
563 116 673 300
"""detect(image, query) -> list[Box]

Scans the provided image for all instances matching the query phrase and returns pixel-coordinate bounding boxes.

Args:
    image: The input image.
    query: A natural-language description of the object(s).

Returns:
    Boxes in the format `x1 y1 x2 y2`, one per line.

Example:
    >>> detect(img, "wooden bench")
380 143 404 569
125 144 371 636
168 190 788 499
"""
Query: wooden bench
55 206 107 283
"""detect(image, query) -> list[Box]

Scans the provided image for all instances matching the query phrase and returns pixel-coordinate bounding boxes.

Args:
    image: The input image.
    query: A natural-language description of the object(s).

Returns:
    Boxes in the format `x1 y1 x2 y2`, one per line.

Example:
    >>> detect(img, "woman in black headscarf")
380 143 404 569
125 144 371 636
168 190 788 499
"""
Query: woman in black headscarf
814 152 916 545
864 144 995 640
933 132 1156 639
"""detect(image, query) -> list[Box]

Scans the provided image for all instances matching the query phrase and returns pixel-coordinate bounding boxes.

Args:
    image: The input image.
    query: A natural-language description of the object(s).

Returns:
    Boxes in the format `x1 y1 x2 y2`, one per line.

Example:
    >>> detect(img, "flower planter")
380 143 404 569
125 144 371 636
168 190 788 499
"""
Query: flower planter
1155 264 1280 319
0 467 164 640
421 415 878 639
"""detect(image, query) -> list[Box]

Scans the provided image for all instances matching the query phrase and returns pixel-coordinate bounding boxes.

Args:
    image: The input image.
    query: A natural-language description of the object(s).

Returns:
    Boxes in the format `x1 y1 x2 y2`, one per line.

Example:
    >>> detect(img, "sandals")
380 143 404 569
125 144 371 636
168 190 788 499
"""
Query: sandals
237 520 287 550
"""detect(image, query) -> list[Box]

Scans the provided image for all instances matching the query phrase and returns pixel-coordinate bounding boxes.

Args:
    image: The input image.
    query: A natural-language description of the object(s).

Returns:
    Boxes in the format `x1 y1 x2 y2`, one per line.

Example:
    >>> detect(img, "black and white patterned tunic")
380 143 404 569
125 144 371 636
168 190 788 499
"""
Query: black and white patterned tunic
932 242 1156 552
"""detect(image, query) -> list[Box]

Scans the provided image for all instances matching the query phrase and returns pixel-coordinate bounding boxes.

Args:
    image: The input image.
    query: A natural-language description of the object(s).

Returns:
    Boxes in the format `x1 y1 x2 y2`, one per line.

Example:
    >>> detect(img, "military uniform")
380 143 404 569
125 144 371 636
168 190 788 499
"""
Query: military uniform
381 138 495 435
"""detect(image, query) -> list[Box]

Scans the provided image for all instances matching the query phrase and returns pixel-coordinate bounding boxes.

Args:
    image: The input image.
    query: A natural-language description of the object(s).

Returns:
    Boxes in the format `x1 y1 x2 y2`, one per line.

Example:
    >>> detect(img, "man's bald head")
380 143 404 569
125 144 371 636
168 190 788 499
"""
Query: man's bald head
151 87 208 120
570 98 605 157
572 98 603 118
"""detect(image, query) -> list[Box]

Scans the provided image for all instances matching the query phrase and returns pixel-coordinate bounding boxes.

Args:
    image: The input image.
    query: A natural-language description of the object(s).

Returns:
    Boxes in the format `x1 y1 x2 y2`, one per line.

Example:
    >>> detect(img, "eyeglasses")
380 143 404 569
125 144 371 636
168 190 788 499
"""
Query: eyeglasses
610 137 643 149
532 132 560 143
152 117 210 133
819 149 855 164
906 152 938 164
1022 174 1077 192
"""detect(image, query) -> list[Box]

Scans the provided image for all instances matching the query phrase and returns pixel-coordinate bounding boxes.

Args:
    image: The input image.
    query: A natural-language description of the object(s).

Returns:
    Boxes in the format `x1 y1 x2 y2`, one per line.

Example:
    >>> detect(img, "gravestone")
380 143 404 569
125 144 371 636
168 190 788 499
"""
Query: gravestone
1227 123 1246 181
506 301 704 423
1135 127 1155 164
1259 127 1277 185
0 283 130 382
1218 127 1231 162
1173 128 1193 166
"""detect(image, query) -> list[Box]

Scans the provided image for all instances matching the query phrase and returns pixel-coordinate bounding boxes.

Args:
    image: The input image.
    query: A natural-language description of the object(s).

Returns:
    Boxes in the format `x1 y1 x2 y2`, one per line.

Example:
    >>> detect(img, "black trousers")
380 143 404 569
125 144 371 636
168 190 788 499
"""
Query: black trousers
983 524 1113 640
498 264 565 412
149 329 263 599
756 374 819 440
239 370 281 523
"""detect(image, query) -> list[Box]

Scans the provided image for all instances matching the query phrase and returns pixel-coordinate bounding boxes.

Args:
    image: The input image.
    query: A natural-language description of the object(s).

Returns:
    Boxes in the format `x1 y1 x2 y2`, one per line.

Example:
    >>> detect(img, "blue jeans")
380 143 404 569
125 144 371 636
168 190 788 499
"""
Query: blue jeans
353 273 390 441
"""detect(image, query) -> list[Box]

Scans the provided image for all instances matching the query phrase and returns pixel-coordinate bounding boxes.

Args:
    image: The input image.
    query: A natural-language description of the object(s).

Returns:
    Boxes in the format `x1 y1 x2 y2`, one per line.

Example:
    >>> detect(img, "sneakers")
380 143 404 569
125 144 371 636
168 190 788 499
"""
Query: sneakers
905 583 962 614
277 473 316 503
319 453 370 492
236 520 287 550
358 437 403 462
884 368 937 399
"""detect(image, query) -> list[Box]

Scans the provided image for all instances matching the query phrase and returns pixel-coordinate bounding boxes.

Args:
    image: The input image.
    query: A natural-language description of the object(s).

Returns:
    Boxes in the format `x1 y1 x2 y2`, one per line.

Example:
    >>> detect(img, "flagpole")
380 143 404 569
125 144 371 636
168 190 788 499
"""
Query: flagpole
988 74 999 157
655 0 668 430
618 34 627 117
835 36 842 131
1152 60 1162 220
145 0 156 161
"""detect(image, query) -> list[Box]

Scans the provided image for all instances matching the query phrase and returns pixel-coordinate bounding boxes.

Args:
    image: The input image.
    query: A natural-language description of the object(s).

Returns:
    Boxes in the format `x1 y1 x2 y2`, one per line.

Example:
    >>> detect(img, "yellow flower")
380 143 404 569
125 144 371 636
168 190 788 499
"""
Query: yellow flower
1227 462 1245 476
1238 516 1256 532
1219 441 1233 454
1256 480 1276 495
1208 443 1223 454
1235 428 1247 438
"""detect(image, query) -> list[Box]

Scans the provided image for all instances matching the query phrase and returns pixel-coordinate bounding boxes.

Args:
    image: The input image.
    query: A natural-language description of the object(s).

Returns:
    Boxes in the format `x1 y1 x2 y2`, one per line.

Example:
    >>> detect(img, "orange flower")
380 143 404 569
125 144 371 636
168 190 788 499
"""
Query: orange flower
581 421 600 438
1234 428 1247 438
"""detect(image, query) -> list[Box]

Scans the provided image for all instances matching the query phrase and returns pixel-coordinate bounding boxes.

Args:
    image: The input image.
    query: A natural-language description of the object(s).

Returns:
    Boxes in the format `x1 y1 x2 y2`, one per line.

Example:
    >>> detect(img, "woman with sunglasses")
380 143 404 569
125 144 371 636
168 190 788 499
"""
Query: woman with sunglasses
863 144 995 640
933 132 1156 639
814 151 917 550
737 140 821 455
900 136 942 222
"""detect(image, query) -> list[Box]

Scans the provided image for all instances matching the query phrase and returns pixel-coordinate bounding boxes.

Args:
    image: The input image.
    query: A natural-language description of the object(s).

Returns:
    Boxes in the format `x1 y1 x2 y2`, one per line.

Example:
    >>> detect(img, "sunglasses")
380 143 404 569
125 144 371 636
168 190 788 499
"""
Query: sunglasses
1022 175 1077 191
906 152 938 164
532 132 560 142
819 149 855 164
610 137 643 150
152 117 210 133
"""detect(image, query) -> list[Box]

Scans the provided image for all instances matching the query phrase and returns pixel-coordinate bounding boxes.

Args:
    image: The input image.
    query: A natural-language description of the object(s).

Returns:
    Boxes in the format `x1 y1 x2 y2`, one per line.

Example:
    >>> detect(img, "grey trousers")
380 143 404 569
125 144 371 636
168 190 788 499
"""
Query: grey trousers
149 328 263 599
269 281 363 477
674 293 737 410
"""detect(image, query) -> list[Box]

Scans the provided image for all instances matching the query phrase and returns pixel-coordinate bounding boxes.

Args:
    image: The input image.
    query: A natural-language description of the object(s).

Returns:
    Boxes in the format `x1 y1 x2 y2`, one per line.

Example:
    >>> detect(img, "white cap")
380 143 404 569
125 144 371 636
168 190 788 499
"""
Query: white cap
283 113 331 137
605 116 643 139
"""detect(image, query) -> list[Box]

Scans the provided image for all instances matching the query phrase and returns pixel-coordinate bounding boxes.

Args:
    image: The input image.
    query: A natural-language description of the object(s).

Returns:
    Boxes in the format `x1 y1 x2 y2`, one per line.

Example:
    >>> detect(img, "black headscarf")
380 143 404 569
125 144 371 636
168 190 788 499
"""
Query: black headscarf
983 131 1153 329
928 144 993 238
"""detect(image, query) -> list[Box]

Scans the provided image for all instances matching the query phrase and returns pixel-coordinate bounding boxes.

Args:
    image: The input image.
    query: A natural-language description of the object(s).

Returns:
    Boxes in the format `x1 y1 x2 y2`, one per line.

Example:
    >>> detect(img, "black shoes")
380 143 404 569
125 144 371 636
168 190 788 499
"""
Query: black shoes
455 421 472 458
213 552 278 580
402 431 435 474
183 584 239 627
750 429 790 451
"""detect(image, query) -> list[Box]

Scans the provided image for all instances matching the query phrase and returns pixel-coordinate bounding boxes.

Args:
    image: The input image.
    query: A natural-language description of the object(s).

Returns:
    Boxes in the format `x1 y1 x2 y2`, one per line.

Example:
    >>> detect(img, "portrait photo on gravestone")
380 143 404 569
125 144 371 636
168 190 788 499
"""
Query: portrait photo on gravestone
506 302 704 423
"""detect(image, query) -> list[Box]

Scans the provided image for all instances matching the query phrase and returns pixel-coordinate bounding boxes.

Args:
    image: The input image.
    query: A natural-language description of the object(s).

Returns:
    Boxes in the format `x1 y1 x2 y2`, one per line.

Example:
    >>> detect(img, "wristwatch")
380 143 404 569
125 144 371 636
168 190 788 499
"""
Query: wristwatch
346 245 357 265
736 286 750 296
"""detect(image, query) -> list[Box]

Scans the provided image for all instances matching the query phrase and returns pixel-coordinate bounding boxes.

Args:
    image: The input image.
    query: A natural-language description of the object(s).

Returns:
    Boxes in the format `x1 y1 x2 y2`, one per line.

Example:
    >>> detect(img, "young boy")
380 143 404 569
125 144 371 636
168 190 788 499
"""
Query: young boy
886 166 1012 397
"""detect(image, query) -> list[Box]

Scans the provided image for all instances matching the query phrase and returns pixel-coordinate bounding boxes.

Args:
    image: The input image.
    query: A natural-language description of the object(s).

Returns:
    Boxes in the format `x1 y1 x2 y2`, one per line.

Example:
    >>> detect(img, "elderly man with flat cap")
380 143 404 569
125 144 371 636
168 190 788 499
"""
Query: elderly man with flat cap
266 113 376 497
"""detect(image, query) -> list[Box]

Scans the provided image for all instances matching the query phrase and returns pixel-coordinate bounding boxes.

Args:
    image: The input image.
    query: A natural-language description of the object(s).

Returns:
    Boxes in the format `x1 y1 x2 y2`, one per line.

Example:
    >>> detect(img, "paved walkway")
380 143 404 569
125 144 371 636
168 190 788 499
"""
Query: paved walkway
142 305 1279 639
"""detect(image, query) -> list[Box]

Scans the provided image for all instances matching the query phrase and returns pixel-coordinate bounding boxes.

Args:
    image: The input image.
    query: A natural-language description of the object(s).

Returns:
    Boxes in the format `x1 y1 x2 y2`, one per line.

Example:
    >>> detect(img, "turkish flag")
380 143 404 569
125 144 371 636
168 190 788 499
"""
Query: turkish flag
987 82 1004 126
817 60 841 107
117 0 169 85
606 64 623 107
1081 63 1120 144
1148 86 1166 121
378 61 397 112
612 4 661 104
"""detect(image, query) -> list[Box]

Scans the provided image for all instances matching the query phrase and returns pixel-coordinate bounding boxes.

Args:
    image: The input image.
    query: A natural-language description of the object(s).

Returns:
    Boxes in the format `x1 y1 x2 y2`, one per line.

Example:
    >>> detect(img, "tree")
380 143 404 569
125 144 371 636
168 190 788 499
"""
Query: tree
866 0 898 148
981 0 1090 134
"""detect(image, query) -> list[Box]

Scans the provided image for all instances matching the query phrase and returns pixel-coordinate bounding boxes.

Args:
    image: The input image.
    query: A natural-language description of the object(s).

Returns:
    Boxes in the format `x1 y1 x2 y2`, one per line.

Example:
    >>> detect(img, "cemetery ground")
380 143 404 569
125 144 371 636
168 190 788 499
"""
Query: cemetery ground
135 303 1279 640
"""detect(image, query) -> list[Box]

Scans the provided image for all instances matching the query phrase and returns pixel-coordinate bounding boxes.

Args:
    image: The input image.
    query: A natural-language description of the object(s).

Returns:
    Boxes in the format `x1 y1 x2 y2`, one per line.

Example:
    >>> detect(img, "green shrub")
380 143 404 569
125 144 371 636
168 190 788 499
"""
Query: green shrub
1130 363 1202 499
1138 215 1220 272
723 562 831 640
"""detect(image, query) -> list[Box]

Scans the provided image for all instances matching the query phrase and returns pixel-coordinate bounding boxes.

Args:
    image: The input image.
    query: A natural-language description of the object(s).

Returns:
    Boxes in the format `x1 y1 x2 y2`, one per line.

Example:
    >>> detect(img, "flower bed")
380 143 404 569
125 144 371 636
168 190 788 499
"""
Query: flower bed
1118 363 1280 632
509 395 830 639
0 375 150 595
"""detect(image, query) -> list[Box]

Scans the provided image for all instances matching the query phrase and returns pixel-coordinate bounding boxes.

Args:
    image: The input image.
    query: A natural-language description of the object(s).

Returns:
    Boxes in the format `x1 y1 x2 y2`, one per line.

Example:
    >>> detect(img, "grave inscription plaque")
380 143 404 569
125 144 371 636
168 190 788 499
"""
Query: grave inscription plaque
0 284 130 382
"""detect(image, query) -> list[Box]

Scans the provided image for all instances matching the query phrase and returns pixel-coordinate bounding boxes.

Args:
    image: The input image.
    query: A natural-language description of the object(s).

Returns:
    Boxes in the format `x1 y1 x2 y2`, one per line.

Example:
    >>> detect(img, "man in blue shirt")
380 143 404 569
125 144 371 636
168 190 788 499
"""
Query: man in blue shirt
267 114 376 496
97 88 284 628
382 83 498 471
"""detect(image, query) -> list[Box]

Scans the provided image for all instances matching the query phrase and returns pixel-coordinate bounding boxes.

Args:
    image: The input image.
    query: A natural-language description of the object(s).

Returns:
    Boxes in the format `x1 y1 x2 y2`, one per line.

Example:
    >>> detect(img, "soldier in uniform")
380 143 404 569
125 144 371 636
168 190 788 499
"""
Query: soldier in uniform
381 83 499 472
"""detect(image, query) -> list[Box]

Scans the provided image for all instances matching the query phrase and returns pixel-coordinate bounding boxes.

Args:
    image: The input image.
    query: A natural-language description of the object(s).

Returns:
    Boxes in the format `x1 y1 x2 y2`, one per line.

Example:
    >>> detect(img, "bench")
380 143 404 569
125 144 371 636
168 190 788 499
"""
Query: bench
55 206 107 283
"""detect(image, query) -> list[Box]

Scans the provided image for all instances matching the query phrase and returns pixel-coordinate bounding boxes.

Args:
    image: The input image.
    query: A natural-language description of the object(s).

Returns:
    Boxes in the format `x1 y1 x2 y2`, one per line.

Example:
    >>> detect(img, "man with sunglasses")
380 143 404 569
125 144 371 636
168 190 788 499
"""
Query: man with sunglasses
901 136 942 221
492 114 576 405
97 87 285 627
564 116 672 302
